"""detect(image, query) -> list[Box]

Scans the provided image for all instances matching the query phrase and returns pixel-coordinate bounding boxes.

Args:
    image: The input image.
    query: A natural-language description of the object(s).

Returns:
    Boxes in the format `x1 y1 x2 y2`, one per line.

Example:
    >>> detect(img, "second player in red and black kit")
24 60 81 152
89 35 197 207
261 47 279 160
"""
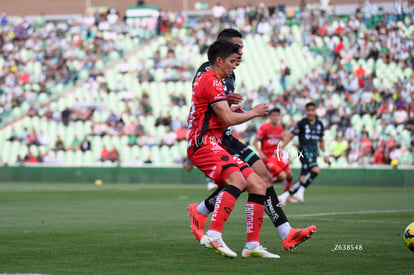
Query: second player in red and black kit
254 108 294 193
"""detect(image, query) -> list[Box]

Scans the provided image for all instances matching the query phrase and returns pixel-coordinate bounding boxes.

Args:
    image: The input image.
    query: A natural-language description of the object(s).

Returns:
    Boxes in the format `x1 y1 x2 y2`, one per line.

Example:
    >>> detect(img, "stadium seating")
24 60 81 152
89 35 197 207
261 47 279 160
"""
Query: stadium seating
1 10 413 167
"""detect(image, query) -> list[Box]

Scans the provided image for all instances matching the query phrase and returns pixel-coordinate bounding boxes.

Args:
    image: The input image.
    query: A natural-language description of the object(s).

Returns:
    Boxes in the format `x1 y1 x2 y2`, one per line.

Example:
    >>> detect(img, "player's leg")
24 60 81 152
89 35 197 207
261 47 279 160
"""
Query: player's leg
230 148 290 239
290 152 320 202
277 170 296 203
284 167 294 192
222 133 289 234
281 165 298 203
241 171 280 258
264 159 282 184
187 136 247 241
250 157 316 252
188 184 224 241
226 138 313 249
265 159 292 203
278 156 310 203
203 172 244 258
293 165 320 202
251 158 303 243
275 170 287 182
203 166 279 258
192 146 246 257
202 151 280 258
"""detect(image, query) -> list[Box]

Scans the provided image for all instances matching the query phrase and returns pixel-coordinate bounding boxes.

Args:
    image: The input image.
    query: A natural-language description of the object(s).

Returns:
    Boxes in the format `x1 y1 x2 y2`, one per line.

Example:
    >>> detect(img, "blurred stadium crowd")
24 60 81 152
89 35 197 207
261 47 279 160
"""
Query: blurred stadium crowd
0 1 413 167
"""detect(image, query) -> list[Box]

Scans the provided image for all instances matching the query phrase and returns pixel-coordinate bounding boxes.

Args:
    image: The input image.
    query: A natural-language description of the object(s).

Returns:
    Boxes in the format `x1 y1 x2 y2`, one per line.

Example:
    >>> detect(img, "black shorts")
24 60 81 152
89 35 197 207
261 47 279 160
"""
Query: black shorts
300 151 318 175
221 131 259 167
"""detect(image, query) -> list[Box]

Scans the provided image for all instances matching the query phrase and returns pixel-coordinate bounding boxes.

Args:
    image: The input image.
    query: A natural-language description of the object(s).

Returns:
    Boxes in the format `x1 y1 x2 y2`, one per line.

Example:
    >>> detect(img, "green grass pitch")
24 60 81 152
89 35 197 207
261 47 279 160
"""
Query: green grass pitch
0 182 412 274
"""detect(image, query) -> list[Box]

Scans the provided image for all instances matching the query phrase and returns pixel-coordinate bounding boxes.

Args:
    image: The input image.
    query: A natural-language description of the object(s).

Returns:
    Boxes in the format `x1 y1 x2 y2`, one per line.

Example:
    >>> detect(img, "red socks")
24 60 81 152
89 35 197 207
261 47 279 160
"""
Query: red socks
246 194 265 243
208 185 240 233
208 185 265 244
284 179 292 192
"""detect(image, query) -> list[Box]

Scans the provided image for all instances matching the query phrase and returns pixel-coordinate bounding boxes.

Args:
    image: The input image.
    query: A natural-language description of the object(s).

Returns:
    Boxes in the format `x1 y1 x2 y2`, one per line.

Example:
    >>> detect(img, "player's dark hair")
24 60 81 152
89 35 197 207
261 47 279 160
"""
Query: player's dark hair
305 102 316 109
207 40 239 66
269 108 280 114
217 28 242 41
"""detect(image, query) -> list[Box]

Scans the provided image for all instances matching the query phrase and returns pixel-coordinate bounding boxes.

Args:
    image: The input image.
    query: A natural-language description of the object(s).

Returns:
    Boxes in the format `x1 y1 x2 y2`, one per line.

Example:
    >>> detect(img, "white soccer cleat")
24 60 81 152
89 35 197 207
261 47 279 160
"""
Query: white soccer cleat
200 235 210 247
201 235 237 258
287 196 299 203
242 244 281 258
278 191 290 206
293 193 305 204
278 196 287 206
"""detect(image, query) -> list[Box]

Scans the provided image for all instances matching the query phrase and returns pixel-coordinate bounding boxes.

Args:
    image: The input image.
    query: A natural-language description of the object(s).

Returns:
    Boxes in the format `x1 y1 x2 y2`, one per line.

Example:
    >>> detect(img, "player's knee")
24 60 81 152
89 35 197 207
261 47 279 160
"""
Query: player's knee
225 172 247 191
257 168 272 188
237 179 248 191
277 172 287 181
287 171 293 180
263 170 273 187
252 160 272 188
253 178 267 194
245 174 266 195
311 166 320 174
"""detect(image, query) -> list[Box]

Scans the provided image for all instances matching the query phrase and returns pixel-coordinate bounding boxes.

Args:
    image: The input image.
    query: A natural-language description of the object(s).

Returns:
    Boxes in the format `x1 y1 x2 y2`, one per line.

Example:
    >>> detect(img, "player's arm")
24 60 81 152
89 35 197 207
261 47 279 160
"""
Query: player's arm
281 122 299 149
280 131 294 150
212 101 268 126
230 105 244 113
320 136 331 164
182 158 193 171
281 128 290 141
253 136 266 160
227 93 244 105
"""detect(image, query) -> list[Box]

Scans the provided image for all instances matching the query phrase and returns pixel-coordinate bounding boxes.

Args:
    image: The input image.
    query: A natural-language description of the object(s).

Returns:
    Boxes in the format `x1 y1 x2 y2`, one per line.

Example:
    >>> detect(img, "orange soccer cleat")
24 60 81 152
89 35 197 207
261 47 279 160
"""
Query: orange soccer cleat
282 225 317 251
188 203 208 241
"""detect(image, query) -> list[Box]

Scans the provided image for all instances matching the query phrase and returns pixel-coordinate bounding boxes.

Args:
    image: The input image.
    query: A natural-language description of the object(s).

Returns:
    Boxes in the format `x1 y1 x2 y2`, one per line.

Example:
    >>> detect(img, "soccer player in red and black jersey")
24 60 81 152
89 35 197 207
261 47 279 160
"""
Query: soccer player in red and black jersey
188 28 316 252
253 108 295 201
187 39 279 258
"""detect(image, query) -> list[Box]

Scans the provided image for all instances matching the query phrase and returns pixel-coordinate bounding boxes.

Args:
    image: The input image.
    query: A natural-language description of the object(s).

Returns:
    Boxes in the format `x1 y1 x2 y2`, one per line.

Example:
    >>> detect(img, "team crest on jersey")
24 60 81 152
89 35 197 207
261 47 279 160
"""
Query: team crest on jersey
221 155 229 161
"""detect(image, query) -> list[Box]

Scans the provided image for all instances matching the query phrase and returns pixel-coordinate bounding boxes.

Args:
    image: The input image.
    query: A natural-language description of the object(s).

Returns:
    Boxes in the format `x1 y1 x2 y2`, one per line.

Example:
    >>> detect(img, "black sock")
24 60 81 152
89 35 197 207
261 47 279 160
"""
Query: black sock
288 181 302 195
204 186 225 212
301 171 318 188
223 185 242 199
265 187 288 227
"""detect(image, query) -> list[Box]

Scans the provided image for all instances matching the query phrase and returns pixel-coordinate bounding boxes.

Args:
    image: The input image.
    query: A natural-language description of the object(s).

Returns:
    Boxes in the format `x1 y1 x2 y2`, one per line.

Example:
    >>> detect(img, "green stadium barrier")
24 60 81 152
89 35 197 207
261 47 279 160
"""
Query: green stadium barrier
0 166 204 184
0 166 413 187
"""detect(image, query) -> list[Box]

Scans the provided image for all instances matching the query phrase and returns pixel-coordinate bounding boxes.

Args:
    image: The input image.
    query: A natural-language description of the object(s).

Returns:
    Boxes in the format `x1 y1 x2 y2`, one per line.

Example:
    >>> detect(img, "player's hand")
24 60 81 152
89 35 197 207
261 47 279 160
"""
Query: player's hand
274 148 287 161
227 93 244 105
231 105 244 113
324 156 331 166
252 103 268 117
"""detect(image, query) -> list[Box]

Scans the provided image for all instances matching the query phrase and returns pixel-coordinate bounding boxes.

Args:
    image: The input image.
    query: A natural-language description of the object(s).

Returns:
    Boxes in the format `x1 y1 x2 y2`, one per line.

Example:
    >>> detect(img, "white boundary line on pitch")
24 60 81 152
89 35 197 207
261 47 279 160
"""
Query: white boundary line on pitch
290 209 414 218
